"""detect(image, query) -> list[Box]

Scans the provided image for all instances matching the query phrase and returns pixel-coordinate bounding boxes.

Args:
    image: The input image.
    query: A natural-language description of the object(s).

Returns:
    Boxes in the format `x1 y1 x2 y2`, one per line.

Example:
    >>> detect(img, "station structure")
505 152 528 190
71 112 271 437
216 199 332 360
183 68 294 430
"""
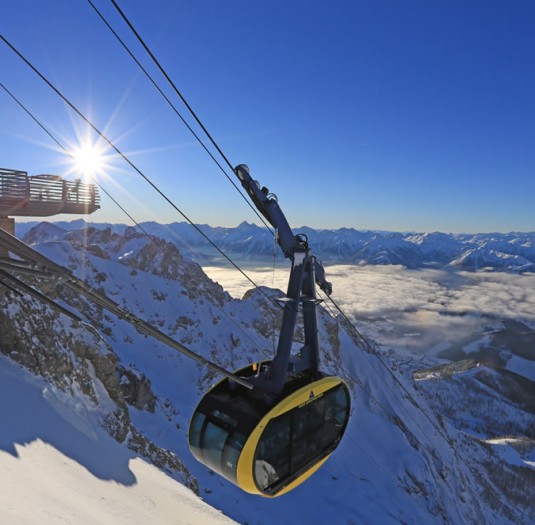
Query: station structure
0 167 100 235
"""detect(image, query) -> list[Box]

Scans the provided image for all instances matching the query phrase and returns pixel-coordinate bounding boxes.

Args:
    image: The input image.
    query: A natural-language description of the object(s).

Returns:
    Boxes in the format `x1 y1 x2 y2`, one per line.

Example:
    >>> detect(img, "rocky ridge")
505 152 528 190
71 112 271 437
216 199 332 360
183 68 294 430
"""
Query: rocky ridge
16 220 535 273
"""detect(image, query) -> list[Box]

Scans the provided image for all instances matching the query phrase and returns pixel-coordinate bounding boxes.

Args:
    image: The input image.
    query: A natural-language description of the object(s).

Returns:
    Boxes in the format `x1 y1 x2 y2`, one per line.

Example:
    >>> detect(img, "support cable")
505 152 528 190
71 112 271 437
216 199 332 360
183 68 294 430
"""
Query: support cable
109 0 234 175
0 29 513 516
0 228 253 389
0 79 272 354
316 286 437 442
326 292 451 439
0 80 157 243
318 283 451 441
89 0 273 234
0 267 82 321
0 34 274 305
317 287 510 516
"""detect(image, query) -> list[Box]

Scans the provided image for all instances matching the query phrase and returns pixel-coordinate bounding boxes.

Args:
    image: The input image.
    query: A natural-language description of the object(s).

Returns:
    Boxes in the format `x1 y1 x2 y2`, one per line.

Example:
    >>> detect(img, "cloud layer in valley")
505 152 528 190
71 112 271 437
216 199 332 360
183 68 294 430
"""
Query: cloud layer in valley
203 264 535 357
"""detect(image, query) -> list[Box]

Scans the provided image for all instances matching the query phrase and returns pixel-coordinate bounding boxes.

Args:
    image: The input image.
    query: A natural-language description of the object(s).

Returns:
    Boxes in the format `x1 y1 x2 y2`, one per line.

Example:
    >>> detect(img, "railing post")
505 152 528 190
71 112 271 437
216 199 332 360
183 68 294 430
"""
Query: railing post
0 216 15 257
0 217 15 236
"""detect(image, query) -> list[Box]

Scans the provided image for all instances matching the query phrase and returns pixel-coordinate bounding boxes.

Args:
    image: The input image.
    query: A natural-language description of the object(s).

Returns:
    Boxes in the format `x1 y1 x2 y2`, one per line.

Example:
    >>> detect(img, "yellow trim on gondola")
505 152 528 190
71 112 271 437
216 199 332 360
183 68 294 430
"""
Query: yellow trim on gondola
236 376 344 497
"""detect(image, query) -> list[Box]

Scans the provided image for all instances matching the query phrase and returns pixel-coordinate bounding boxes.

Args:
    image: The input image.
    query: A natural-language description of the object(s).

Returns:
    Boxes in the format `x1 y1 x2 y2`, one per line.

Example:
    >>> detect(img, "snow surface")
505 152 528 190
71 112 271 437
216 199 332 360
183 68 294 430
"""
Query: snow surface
483 438 535 469
506 354 535 383
0 355 236 525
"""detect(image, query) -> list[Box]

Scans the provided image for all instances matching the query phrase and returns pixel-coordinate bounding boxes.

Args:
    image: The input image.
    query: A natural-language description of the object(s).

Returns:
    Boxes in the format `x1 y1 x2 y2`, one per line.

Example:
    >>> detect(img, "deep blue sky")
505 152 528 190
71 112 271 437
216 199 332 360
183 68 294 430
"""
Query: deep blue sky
1 0 534 233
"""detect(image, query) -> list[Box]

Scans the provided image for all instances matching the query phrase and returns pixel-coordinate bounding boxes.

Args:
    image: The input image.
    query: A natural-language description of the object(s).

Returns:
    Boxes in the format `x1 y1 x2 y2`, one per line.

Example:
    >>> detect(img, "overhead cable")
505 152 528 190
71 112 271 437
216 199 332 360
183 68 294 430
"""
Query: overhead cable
320 288 509 514
0 80 158 242
0 267 82 321
0 34 273 303
0 228 253 389
1 80 273 351
91 0 274 234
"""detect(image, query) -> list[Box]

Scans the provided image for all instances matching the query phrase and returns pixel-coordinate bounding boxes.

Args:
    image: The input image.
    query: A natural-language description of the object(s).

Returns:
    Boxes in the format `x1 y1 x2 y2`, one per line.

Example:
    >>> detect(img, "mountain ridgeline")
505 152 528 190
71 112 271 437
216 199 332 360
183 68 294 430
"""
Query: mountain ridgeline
16 220 535 272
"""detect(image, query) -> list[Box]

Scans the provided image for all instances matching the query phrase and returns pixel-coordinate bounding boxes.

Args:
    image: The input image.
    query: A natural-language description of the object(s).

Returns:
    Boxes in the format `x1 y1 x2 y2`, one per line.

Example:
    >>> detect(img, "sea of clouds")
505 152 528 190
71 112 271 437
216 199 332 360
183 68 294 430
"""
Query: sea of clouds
203 264 535 358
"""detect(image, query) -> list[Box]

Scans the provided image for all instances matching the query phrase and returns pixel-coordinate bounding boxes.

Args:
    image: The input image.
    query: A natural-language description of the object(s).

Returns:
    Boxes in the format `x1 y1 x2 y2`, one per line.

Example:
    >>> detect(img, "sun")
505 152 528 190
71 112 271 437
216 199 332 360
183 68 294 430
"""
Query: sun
71 142 107 180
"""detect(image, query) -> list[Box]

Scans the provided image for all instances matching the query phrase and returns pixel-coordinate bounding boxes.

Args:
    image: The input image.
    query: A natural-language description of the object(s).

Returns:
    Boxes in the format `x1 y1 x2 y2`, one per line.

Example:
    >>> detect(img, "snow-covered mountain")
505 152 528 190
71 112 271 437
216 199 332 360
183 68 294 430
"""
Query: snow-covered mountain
16 220 535 273
1 222 534 524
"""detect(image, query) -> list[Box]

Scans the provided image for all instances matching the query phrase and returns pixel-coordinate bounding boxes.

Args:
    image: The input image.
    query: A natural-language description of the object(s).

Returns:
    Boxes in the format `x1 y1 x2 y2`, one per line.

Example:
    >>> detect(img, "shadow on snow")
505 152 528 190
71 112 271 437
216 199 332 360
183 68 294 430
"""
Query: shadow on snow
0 355 136 485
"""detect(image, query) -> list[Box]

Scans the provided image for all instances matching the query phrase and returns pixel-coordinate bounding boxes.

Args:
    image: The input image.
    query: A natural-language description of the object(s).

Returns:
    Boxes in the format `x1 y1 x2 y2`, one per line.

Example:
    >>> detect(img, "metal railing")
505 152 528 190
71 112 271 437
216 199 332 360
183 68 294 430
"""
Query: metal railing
0 168 100 216
0 168 29 200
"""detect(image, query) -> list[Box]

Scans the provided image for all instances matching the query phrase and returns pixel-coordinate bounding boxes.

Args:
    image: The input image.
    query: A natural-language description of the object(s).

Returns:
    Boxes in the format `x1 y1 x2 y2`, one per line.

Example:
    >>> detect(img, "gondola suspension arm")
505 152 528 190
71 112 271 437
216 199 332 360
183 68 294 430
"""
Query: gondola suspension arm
234 164 332 295
233 164 333 394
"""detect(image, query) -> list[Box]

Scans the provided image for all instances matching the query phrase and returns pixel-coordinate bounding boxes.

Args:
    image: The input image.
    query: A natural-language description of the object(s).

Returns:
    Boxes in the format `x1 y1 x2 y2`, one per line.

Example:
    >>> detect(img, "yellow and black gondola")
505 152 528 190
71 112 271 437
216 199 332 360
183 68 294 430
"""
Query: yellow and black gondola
189 165 352 496
189 363 350 497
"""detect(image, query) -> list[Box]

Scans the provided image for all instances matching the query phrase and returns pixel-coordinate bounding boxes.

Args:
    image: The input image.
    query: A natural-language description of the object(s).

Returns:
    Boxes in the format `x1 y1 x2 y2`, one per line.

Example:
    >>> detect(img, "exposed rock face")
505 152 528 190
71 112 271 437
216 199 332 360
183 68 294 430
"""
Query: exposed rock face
0 287 195 490
243 286 284 340
119 233 183 280
0 292 120 405
2 224 205 491
125 426 198 493
117 366 156 412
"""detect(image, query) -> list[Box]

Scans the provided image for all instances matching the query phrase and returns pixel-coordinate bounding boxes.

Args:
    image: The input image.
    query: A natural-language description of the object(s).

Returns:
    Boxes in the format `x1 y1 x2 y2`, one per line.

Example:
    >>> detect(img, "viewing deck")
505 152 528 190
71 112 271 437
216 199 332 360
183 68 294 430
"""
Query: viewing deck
0 168 100 217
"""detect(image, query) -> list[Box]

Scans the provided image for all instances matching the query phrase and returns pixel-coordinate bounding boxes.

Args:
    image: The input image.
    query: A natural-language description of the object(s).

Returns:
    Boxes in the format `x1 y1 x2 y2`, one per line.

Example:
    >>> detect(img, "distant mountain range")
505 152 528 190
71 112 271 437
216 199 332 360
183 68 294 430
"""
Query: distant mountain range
16 219 535 272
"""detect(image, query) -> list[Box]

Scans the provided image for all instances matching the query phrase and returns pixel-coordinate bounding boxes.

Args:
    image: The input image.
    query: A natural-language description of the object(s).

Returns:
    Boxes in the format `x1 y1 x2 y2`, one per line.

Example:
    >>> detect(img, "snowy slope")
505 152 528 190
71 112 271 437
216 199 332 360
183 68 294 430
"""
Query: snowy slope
0 355 236 525
2 222 534 524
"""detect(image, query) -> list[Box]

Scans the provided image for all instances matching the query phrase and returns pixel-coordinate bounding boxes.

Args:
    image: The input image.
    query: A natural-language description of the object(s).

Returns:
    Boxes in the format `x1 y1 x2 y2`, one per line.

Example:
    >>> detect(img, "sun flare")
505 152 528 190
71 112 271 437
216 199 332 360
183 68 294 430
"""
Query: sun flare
71 142 107 180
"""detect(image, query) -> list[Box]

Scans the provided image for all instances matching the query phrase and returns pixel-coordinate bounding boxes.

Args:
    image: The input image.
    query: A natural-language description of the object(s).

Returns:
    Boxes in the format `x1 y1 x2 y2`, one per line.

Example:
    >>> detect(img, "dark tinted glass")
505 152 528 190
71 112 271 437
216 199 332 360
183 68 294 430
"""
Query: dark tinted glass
255 412 291 490
190 410 247 484
189 412 205 459
203 421 229 472
255 384 350 491
221 431 247 483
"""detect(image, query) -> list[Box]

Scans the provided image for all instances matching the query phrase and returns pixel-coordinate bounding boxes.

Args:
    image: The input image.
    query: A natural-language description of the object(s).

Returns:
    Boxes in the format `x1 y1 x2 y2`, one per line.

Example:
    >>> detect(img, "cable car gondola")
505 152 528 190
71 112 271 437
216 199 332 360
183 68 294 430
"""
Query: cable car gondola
189 363 350 497
188 165 351 497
